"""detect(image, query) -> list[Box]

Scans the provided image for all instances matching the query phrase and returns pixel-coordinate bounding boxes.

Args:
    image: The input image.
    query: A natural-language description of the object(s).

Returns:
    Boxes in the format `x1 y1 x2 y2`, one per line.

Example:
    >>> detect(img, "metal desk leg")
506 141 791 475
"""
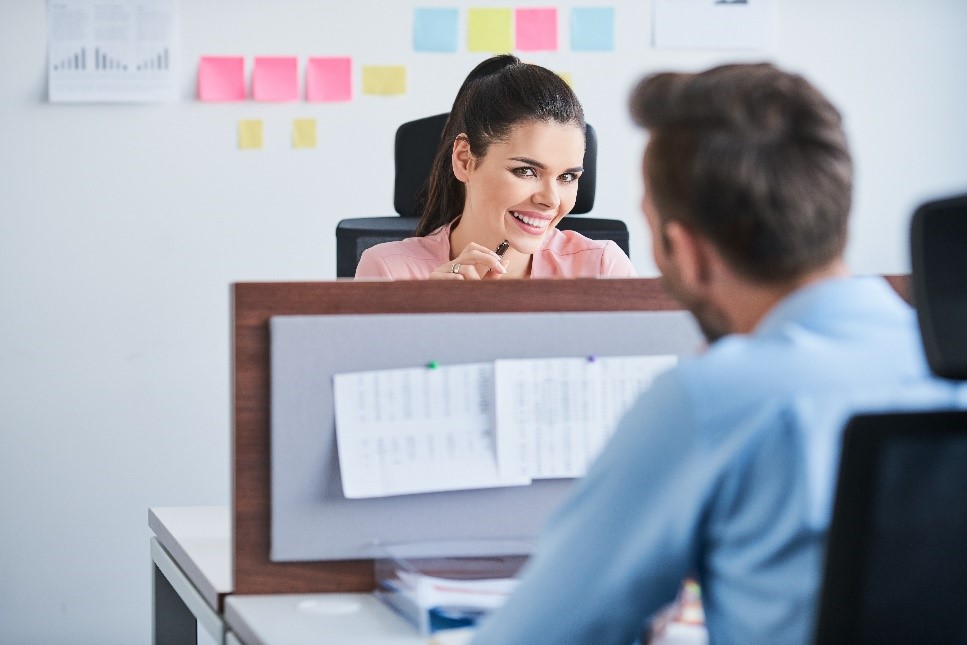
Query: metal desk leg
154 562 198 645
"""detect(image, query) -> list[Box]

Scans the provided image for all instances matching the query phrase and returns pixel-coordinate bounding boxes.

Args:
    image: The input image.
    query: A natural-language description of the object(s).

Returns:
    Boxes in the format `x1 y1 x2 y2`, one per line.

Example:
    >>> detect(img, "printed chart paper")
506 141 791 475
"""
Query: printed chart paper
47 0 179 102
494 356 678 480
333 363 529 498
333 355 678 498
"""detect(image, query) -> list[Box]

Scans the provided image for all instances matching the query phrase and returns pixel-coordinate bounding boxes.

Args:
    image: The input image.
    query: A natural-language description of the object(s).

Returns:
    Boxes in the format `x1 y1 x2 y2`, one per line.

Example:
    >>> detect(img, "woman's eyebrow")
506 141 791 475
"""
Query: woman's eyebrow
509 156 584 174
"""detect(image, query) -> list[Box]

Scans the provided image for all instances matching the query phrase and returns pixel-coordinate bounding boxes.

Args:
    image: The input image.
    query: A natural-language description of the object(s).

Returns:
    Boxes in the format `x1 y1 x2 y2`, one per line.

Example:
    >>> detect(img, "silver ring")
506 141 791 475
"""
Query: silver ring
451 263 461 274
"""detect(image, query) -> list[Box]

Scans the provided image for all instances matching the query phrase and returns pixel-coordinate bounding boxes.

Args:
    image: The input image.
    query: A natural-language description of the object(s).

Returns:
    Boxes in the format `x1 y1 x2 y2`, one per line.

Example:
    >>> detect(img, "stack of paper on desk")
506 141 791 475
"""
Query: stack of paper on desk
395 571 518 611
333 355 677 498
375 551 526 635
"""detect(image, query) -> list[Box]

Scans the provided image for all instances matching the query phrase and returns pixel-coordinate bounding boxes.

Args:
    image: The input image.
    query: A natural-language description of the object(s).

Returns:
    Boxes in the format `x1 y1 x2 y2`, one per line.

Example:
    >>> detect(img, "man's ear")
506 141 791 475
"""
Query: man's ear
665 220 713 289
451 135 473 183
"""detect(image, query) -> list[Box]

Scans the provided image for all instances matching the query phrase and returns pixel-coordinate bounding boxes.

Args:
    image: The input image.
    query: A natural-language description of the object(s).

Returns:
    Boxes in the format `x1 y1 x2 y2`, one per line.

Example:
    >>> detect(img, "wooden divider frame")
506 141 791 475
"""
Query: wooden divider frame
231 275 910 595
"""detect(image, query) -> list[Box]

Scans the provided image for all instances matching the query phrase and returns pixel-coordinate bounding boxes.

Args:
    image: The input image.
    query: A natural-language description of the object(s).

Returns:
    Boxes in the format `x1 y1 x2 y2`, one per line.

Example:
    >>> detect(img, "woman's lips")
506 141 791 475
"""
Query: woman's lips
510 210 551 234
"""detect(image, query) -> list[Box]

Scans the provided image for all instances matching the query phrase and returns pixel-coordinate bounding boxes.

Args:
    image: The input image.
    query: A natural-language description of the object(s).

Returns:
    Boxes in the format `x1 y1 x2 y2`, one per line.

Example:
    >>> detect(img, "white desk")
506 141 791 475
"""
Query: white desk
149 506 232 644
225 593 426 645
150 505 704 645
149 506 434 645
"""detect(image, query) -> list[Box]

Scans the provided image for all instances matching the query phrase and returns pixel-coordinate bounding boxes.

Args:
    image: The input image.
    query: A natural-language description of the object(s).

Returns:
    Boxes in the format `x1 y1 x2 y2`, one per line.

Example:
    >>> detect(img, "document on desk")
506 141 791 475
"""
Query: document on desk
494 356 678 480
333 355 677 497
333 363 530 498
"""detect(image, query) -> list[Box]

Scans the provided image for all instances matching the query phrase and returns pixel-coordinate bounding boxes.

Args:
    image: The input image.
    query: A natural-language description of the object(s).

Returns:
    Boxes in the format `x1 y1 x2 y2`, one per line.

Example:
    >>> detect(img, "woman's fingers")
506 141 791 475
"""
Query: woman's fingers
484 256 510 280
430 258 482 279
457 245 507 278
431 243 508 280
429 262 468 279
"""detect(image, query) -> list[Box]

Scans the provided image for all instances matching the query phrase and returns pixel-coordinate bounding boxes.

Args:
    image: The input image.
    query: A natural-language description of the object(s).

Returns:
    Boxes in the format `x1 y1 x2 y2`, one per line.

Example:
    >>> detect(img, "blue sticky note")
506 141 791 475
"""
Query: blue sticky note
571 7 615 51
414 8 459 52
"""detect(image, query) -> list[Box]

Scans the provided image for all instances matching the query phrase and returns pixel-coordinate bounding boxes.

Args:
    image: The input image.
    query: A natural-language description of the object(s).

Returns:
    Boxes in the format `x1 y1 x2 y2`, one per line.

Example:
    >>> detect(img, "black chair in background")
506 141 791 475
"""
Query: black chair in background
814 194 967 644
335 113 630 278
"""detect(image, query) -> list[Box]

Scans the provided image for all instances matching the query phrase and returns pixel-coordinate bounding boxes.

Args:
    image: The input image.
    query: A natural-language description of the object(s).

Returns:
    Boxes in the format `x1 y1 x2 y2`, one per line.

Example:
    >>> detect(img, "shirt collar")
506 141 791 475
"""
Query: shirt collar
753 276 905 337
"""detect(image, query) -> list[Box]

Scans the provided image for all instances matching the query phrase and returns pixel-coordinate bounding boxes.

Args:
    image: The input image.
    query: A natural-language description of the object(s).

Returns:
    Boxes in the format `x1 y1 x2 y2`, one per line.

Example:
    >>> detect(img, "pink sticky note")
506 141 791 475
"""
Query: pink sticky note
306 57 352 102
197 56 245 102
252 56 299 102
516 8 558 52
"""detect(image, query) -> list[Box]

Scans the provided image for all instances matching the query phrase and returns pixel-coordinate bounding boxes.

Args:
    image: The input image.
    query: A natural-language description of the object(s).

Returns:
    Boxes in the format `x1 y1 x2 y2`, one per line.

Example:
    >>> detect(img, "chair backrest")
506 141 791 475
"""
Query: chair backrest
814 194 967 643
814 411 967 644
335 217 420 279
910 193 967 379
393 113 598 219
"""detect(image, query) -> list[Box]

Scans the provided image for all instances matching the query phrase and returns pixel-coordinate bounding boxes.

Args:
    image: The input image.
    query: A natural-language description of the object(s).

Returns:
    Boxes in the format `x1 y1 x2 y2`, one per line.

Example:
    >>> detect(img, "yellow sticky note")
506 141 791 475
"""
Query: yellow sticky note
238 119 263 150
292 118 317 149
557 71 573 88
468 8 514 53
362 65 407 95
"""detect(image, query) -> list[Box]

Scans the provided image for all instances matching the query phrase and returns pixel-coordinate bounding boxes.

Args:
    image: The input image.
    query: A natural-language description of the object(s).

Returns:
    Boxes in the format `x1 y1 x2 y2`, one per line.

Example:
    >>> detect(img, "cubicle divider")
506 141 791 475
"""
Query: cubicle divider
231 276 911 596
231 278 684 595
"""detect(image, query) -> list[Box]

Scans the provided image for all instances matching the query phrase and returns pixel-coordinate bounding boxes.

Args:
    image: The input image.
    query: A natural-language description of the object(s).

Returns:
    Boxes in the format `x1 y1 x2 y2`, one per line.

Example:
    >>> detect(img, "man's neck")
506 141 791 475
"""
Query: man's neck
720 259 850 335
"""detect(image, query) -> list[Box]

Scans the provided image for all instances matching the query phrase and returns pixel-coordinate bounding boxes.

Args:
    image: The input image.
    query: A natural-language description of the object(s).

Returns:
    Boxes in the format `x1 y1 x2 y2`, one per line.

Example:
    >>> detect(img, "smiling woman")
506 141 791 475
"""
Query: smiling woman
354 55 636 280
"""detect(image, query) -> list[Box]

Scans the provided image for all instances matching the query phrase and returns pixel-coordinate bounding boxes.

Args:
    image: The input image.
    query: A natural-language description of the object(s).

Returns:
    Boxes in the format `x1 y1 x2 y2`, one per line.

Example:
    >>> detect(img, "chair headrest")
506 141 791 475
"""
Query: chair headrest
911 193 967 380
394 113 598 219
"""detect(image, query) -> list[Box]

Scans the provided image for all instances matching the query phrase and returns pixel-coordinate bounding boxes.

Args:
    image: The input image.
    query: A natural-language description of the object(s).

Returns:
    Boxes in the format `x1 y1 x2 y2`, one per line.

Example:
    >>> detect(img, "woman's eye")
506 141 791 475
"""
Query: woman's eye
512 167 537 178
559 172 580 183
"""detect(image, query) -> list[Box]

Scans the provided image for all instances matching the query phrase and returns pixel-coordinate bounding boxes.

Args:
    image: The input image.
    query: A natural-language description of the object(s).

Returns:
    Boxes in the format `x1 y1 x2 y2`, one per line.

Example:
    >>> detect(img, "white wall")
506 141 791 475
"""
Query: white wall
1 1 965 642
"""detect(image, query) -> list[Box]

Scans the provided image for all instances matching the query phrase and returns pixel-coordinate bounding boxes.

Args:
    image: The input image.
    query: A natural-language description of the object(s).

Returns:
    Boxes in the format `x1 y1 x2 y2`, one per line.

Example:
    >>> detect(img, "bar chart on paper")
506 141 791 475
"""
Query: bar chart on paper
51 47 87 72
135 48 171 71
47 0 179 102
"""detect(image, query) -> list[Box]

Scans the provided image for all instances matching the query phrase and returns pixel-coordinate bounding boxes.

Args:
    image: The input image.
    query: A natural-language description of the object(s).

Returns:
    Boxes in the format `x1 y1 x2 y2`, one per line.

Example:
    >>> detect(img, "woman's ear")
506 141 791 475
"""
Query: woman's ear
451 134 473 183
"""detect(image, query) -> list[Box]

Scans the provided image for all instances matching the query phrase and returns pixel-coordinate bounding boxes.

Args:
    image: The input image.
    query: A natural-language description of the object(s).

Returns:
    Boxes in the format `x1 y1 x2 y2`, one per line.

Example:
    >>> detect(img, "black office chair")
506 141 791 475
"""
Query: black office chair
335 113 630 278
814 194 967 644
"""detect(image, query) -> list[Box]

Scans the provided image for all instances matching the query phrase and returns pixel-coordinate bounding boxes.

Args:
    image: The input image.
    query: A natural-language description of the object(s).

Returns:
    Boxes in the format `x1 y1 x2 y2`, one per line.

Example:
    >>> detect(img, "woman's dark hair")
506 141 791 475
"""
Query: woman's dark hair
414 55 586 236
630 63 853 284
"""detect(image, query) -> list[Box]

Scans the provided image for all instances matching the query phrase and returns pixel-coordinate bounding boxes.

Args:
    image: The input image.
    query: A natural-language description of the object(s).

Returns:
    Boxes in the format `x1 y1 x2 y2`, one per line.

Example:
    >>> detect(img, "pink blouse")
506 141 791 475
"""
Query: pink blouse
355 224 636 279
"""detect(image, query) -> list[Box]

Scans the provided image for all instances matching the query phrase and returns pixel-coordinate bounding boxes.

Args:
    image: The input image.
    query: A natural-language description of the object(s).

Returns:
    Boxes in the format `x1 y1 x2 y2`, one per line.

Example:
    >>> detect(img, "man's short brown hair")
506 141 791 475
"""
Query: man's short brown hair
630 63 853 283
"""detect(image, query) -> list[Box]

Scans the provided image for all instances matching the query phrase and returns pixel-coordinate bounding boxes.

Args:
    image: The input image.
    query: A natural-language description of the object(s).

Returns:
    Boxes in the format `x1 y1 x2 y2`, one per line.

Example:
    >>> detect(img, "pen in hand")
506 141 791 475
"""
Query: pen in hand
491 240 510 278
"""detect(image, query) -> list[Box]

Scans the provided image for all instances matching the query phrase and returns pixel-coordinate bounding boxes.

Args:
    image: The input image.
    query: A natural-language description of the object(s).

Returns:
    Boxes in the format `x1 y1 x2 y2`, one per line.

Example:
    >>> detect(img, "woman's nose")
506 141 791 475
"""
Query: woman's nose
533 179 560 209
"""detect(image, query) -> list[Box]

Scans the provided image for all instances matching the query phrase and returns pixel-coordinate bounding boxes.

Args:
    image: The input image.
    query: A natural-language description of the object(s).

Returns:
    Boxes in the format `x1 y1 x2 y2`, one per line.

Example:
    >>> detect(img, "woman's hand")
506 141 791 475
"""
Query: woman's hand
430 242 509 280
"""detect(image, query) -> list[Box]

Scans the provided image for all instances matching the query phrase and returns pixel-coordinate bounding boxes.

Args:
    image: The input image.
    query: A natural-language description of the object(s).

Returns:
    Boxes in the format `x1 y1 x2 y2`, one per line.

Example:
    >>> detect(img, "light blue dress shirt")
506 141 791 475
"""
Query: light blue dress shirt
472 277 967 645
